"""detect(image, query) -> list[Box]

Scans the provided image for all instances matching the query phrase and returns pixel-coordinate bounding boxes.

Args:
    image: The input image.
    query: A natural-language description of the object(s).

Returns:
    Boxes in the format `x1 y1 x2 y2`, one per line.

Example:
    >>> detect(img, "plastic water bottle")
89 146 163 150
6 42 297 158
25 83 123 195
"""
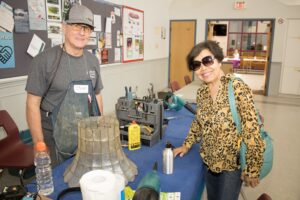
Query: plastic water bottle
34 142 54 196
163 142 174 174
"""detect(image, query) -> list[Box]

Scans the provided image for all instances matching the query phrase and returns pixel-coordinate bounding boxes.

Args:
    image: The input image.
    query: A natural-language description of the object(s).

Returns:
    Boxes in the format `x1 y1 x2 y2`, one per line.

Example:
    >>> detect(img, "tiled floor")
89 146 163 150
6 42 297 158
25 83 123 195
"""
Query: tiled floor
234 73 265 91
243 94 300 200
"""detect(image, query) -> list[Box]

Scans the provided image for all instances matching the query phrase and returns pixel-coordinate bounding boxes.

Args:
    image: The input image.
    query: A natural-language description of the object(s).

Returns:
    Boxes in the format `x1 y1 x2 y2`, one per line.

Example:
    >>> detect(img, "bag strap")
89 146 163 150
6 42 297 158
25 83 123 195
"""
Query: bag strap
228 78 265 134
228 79 242 134
41 44 64 107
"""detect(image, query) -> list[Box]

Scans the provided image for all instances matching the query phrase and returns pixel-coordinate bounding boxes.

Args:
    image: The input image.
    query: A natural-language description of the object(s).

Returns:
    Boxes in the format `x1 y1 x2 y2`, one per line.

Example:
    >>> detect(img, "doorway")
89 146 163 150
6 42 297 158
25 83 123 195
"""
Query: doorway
169 20 196 89
206 19 275 95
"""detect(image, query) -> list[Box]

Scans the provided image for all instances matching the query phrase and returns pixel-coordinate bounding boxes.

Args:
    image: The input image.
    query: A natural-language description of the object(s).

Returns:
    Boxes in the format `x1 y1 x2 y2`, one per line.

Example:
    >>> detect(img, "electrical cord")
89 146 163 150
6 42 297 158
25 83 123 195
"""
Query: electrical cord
0 169 28 199
19 169 43 200
19 169 26 191
56 187 81 200
0 169 41 199
24 182 41 200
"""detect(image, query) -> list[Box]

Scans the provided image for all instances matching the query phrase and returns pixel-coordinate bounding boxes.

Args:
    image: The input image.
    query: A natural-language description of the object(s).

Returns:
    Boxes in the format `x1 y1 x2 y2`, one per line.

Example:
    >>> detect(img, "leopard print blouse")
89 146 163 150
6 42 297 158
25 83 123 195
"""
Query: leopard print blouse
183 74 265 178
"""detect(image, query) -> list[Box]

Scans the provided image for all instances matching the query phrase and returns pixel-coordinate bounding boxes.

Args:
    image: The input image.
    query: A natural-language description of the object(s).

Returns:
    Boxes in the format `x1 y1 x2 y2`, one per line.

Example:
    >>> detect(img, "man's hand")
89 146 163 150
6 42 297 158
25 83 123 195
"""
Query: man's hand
26 93 44 145
241 172 260 188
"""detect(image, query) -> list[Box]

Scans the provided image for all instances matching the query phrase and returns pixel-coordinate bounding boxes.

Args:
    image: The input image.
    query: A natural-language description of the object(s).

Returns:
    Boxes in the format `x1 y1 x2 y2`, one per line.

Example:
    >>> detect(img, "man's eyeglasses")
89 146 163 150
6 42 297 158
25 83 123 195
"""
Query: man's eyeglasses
190 55 215 71
69 23 93 34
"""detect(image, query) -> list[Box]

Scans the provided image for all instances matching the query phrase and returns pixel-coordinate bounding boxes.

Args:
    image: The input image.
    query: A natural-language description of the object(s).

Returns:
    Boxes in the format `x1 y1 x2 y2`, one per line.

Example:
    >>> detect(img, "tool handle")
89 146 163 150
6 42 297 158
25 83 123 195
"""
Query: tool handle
184 103 196 115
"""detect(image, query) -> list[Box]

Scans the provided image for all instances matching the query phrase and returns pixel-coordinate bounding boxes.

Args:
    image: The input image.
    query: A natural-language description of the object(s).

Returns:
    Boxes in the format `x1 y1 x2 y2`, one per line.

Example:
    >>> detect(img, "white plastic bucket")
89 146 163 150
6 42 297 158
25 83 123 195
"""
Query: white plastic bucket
115 174 125 200
80 170 118 200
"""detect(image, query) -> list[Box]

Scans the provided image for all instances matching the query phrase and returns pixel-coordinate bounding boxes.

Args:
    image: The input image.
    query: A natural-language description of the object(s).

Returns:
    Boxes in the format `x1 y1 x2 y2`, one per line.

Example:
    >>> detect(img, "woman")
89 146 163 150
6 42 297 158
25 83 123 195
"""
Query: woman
232 49 241 71
233 48 240 60
173 40 265 200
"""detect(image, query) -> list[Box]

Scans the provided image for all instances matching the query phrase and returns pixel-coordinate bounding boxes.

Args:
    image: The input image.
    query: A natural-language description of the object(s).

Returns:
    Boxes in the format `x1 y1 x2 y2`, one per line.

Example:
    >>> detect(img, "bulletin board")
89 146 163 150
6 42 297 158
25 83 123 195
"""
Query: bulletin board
0 0 51 79
0 0 123 79
84 0 123 65
122 6 144 63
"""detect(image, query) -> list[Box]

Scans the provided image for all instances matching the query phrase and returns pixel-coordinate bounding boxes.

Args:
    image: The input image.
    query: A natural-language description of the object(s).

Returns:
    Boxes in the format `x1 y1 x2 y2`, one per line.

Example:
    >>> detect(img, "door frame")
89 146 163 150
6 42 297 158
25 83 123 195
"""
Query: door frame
205 18 275 95
168 19 197 86
279 18 300 95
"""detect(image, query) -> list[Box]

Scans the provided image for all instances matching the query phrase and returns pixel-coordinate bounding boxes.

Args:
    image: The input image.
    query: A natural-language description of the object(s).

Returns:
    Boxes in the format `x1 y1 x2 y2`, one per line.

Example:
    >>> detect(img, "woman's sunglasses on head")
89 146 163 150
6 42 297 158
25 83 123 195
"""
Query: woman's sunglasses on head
189 55 215 71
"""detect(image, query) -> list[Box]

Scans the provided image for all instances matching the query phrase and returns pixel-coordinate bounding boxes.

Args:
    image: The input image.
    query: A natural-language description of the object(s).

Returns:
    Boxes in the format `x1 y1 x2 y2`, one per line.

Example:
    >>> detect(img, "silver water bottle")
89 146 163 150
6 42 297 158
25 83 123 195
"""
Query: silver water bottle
163 142 174 174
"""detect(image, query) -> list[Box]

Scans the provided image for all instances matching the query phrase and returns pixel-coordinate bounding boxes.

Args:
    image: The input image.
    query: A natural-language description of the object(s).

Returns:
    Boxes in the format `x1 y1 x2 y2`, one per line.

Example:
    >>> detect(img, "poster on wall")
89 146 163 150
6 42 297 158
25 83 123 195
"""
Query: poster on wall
46 0 62 22
0 32 15 69
62 0 81 20
14 8 30 33
122 6 144 63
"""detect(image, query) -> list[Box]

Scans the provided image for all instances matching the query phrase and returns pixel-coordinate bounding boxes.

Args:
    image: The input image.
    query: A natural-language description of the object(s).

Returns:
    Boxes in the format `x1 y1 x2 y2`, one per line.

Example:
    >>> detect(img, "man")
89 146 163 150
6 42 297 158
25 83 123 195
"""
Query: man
26 4 103 166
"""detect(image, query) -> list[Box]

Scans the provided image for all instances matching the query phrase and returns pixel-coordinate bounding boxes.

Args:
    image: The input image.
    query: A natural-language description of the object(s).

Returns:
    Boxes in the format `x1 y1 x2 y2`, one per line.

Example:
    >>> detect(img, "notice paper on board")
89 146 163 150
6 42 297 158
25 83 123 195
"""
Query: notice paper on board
27 34 45 57
0 1 14 32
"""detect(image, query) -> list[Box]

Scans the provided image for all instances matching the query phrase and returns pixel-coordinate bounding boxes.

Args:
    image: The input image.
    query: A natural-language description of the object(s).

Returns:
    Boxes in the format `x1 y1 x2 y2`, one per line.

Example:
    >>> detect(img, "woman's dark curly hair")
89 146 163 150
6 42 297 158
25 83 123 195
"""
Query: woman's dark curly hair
186 40 224 71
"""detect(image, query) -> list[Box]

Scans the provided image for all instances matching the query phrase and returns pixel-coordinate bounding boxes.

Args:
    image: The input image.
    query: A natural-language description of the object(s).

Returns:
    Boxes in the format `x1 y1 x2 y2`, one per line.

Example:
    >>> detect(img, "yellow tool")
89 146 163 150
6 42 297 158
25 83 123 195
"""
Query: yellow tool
141 125 154 135
128 121 141 150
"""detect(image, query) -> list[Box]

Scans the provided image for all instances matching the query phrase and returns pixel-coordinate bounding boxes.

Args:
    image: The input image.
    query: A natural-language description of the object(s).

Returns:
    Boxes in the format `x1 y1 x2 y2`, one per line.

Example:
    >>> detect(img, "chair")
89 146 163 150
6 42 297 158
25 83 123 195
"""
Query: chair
170 81 181 92
0 110 34 176
241 56 252 72
257 193 272 200
231 59 240 72
184 75 192 85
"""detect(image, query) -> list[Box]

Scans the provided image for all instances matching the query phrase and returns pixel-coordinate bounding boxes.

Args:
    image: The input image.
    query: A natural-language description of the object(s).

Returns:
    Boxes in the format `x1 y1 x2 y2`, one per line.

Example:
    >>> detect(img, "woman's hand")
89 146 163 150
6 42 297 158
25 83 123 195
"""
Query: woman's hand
173 145 189 158
241 172 260 188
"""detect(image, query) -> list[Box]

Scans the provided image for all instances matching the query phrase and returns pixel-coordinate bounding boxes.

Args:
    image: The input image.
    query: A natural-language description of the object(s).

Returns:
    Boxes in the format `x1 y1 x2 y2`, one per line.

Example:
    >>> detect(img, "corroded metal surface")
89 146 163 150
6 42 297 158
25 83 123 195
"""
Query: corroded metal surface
64 116 138 187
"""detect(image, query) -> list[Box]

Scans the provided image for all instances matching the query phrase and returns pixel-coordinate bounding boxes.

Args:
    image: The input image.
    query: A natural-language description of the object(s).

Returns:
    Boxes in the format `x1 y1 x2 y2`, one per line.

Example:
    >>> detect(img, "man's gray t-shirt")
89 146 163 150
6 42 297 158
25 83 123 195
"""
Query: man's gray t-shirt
26 45 103 111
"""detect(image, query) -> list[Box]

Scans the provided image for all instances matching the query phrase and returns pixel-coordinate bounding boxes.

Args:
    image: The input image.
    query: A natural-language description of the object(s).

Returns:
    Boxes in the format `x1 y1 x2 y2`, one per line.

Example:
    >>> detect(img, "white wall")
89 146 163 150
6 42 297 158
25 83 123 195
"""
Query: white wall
107 0 171 60
100 58 168 115
0 77 27 129
0 0 171 130
170 0 300 62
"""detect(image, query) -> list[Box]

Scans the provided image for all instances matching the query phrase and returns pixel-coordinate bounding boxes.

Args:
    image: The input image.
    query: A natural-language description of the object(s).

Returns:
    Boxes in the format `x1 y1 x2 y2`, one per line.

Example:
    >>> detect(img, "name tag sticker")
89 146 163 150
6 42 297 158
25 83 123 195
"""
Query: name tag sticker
89 70 96 79
74 85 89 93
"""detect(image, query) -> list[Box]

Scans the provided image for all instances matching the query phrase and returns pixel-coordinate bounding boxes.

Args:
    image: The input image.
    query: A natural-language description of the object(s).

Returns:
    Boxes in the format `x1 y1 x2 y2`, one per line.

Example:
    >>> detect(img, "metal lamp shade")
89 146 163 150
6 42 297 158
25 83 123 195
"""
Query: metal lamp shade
64 116 138 187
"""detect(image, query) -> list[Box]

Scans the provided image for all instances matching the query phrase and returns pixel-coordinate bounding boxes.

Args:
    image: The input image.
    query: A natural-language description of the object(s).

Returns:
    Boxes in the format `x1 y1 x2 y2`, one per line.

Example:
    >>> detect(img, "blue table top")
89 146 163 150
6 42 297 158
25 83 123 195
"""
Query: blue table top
28 105 205 200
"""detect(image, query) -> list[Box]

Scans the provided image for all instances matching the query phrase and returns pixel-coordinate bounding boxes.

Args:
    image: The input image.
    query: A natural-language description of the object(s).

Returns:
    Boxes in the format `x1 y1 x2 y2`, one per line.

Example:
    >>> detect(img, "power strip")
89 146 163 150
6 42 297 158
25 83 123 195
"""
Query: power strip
0 185 27 200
